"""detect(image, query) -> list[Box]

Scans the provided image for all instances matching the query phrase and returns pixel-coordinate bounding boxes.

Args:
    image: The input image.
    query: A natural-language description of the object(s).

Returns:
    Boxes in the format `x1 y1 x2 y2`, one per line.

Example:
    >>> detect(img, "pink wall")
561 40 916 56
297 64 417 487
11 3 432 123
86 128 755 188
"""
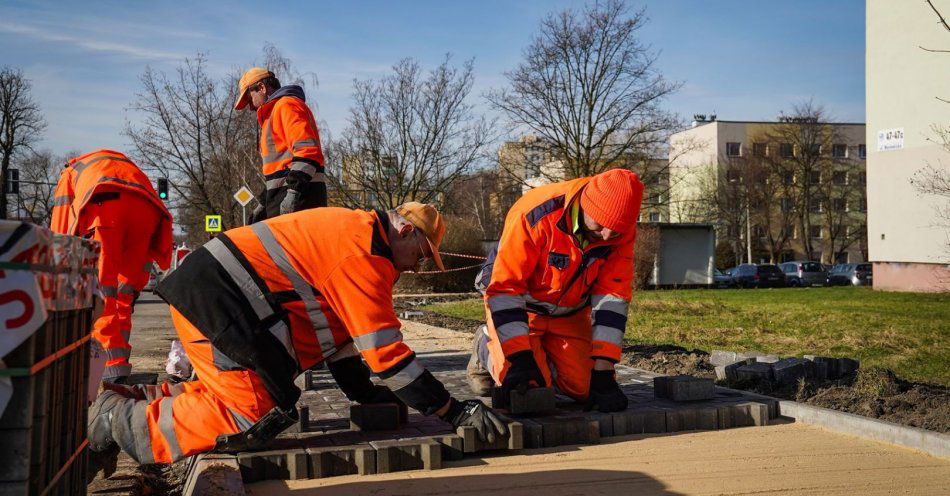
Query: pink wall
873 262 950 292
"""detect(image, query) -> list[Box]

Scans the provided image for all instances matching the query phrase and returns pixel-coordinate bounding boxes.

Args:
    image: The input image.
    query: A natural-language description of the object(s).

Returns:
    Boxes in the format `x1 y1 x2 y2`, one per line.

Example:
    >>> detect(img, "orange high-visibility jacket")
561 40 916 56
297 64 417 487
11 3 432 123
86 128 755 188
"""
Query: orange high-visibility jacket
479 177 641 363
157 208 445 412
50 149 173 270
256 85 326 219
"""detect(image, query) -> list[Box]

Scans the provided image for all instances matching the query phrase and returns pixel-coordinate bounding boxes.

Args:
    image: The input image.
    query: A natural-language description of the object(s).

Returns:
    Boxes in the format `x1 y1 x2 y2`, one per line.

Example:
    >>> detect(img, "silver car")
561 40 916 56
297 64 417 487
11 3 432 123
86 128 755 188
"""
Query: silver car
780 261 827 287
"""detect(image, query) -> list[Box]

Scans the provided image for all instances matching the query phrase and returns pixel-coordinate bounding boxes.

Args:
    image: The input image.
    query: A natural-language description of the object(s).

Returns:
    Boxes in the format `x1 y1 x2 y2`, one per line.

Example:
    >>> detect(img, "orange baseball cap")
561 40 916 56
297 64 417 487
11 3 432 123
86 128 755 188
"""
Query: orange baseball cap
396 202 446 271
235 67 274 110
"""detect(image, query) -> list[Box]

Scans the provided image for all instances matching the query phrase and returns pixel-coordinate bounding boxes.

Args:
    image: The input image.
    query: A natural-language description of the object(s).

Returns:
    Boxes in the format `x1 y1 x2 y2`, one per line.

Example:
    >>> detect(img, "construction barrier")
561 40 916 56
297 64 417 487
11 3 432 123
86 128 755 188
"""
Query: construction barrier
0 221 100 495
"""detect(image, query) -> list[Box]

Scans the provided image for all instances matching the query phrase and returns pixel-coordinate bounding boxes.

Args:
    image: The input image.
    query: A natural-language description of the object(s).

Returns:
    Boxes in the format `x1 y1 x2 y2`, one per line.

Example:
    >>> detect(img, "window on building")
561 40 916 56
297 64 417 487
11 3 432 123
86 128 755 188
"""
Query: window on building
780 198 793 212
781 224 795 239
809 225 822 238
779 143 794 158
649 212 661 222
805 143 822 156
833 197 846 211
836 253 849 264
726 169 740 182
833 171 847 185
752 143 767 157
832 144 848 158
752 225 767 238
783 171 795 186
726 142 741 157
809 171 821 184
809 199 822 213
858 144 867 158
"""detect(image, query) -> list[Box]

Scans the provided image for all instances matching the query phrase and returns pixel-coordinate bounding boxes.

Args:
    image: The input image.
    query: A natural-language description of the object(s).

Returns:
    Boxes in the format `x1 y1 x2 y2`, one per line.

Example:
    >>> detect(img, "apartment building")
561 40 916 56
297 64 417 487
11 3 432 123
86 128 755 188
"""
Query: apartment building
669 117 867 265
497 134 670 223
866 1 950 291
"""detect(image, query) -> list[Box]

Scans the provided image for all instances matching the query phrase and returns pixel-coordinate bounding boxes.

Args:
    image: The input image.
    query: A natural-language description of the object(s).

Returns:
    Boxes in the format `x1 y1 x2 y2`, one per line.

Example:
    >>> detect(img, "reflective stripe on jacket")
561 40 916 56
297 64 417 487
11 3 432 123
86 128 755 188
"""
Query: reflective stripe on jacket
256 86 326 219
50 149 174 270
480 177 642 362
156 208 423 409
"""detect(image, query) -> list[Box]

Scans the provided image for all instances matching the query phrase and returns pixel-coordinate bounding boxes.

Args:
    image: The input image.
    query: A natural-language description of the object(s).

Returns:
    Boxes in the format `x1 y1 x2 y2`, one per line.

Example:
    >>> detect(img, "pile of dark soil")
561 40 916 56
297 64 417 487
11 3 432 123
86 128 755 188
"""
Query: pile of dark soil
620 344 716 379
393 294 483 333
617 345 950 434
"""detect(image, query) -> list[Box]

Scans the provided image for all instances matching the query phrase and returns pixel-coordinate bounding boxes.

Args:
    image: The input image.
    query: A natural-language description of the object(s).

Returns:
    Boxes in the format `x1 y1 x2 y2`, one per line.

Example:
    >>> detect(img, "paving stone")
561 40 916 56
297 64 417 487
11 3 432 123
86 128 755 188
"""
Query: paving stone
803 355 833 380
753 355 780 364
508 387 557 414
642 408 667 433
457 421 523 452
709 350 740 367
238 450 295 482
610 409 646 436
306 445 376 477
772 358 811 384
654 376 715 401
533 416 600 447
518 419 544 448
350 403 402 431
743 402 770 426
735 362 774 383
587 412 614 437
696 407 719 430
371 438 441 473
426 434 465 461
838 358 860 377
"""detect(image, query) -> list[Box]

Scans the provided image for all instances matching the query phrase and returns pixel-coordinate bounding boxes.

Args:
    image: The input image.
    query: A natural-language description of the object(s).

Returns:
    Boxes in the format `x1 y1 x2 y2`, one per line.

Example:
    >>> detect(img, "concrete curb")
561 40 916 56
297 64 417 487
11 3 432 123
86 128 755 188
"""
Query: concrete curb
182 453 246 496
778 400 950 459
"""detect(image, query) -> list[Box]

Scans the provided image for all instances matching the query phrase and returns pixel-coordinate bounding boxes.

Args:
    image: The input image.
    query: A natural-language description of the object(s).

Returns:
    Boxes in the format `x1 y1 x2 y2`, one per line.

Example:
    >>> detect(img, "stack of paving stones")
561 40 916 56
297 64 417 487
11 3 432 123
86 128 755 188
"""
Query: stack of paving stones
226 351 778 485
711 350 860 385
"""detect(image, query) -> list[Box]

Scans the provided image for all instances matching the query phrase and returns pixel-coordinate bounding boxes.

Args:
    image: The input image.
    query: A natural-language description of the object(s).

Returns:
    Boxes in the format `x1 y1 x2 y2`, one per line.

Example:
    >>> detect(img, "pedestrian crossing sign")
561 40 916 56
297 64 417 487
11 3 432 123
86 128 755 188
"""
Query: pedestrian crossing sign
205 215 222 232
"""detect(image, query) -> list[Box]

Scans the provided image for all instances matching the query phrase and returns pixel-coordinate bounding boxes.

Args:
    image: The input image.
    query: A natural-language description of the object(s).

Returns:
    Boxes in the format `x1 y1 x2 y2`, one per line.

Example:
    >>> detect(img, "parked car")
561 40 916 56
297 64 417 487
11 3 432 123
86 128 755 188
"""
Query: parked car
713 268 735 288
827 263 873 286
780 261 827 287
732 263 787 288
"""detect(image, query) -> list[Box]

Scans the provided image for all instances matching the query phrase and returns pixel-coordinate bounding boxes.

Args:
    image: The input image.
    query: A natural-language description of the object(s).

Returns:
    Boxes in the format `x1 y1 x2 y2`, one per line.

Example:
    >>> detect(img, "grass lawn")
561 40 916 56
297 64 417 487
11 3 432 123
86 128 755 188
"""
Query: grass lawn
421 287 950 385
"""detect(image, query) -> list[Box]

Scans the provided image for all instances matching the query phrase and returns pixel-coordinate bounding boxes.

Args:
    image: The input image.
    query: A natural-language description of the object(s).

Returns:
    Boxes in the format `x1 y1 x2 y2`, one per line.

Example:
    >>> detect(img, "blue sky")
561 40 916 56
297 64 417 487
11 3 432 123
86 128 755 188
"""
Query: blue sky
0 0 866 158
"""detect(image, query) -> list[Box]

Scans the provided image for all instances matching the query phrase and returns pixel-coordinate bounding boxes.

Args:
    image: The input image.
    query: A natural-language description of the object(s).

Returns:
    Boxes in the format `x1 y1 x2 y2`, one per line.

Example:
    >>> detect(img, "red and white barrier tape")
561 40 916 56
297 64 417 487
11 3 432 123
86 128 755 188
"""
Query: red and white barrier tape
407 251 488 275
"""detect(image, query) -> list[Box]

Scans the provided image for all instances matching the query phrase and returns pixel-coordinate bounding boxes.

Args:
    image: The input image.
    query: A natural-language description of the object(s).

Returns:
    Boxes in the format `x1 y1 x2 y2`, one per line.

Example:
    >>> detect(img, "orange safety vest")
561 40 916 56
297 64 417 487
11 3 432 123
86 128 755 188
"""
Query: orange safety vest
157 207 424 410
50 149 173 270
256 86 326 219
479 177 640 362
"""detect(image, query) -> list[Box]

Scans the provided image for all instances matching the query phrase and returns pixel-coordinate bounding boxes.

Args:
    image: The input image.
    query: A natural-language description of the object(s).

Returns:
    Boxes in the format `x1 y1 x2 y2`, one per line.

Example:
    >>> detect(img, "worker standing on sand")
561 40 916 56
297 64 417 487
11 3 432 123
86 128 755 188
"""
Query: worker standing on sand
87 202 509 464
50 149 173 384
469 169 643 413
235 67 327 222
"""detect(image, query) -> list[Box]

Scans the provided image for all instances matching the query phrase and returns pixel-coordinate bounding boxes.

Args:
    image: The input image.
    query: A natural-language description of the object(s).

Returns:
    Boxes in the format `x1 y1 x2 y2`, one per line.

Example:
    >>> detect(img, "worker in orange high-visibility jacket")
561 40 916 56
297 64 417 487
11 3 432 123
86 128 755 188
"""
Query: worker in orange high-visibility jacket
469 169 643 413
235 67 326 221
50 149 173 383
86 203 510 464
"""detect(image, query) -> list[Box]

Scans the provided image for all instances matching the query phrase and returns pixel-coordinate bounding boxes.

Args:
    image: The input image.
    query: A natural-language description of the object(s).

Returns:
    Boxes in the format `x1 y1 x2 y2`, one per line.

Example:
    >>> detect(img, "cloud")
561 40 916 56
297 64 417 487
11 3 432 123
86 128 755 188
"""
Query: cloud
0 21 182 61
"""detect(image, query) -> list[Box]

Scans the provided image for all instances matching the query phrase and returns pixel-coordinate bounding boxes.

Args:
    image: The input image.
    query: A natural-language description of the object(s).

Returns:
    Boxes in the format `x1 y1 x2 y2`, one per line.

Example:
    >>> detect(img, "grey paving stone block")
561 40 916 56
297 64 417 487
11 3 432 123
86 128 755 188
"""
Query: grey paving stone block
697 407 719 430
735 362 774 383
519 419 544 448
803 355 832 380
745 402 770 426
350 403 402 431
287 450 309 480
427 434 465 461
642 408 667 433
237 450 294 482
665 408 699 432
588 412 614 437
839 358 860 376
509 387 557 414
306 445 376 477
533 417 600 447
772 358 811 384
654 376 715 401
716 359 753 382
457 421 523 452
371 438 441 473
709 350 740 367
610 409 645 436
754 355 780 364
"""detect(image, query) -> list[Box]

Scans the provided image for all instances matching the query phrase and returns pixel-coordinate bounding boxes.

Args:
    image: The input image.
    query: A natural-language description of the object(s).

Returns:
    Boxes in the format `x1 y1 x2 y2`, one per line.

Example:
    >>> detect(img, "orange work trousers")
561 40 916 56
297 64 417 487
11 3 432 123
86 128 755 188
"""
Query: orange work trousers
484 305 594 401
124 306 277 464
80 192 163 380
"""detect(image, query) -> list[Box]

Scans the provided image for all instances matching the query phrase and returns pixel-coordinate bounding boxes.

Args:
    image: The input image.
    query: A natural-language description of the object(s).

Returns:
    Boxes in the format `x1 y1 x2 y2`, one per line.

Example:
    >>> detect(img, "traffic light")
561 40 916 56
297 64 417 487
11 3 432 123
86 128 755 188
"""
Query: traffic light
157 178 168 200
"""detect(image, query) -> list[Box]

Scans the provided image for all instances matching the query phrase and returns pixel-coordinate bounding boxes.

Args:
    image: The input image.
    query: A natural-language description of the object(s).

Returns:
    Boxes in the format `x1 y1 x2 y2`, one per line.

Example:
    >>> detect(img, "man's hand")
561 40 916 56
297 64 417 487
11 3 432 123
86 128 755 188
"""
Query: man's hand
585 369 628 413
500 350 546 399
441 398 510 444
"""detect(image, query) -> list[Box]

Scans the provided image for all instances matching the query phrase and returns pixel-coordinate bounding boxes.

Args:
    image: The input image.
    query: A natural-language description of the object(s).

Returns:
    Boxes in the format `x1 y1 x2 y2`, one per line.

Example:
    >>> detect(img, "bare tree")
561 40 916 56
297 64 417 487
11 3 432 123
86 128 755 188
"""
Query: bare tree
328 56 494 210
442 169 517 240
0 67 46 219
486 0 681 182
12 150 63 225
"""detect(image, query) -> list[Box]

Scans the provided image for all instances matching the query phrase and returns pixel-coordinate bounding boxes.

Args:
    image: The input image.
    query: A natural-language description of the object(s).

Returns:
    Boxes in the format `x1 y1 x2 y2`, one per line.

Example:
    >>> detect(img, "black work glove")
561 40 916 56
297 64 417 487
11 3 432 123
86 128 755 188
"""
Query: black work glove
441 398 510 444
500 350 546 399
585 369 628 413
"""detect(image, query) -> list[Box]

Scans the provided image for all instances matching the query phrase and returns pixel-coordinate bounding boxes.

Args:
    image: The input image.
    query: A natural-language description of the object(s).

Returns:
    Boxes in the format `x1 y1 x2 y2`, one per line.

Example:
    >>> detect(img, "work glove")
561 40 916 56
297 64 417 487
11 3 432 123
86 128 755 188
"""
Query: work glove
585 369 628 413
441 398 510 444
279 189 299 215
500 350 546 400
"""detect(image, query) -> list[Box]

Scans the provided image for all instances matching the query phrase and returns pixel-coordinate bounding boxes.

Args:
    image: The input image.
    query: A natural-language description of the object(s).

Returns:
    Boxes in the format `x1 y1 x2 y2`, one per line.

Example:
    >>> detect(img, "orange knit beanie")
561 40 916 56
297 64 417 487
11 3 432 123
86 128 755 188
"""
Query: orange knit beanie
579 169 644 233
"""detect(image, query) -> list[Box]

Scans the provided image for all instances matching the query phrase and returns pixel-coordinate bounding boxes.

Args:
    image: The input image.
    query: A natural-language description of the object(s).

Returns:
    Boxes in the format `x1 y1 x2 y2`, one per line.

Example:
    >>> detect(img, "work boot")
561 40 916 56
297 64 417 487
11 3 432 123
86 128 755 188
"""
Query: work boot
467 326 493 397
88 390 124 452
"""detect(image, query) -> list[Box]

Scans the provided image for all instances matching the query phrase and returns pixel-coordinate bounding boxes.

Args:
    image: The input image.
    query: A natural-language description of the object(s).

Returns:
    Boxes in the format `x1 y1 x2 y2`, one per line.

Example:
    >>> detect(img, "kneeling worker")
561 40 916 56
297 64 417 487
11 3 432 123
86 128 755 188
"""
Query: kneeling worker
88 203 508 463
470 169 643 413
